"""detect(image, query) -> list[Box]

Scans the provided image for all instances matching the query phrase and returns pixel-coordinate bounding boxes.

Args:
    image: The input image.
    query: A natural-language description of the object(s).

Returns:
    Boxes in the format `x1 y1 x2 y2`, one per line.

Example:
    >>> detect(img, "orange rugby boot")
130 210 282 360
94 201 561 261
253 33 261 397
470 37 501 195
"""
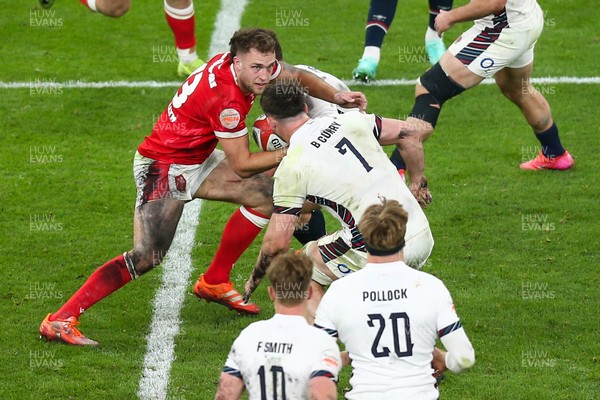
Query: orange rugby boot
193 274 260 315
39 313 99 346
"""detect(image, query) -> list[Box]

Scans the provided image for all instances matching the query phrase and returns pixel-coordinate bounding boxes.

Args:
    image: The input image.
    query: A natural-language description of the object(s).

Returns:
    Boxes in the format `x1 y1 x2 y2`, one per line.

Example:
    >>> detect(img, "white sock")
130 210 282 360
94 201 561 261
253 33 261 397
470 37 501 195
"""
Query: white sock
177 48 198 64
86 0 97 12
361 46 381 63
425 27 442 42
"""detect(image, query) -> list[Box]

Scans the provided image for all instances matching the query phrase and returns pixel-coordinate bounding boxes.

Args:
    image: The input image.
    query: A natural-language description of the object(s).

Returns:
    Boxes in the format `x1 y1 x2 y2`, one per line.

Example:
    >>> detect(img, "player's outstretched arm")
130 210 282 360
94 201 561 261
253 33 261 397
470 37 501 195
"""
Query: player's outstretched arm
215 372 244 400
278 62 368 111
379 117 432 208
244 213 298 301
219 135 286 178
435 0 507 35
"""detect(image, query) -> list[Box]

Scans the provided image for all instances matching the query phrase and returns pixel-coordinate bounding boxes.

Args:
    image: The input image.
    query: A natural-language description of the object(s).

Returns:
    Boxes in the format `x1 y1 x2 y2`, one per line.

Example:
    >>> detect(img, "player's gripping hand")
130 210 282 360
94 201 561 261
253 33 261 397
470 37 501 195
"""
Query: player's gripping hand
409 175 433 209
333 91 368 112
243 274 262 303
432 347 449 378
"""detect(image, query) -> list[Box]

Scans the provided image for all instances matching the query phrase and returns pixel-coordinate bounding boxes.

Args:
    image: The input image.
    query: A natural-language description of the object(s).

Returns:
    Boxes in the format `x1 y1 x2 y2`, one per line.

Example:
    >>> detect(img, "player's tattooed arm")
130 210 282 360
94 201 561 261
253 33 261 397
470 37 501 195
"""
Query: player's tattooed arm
244 251 272 302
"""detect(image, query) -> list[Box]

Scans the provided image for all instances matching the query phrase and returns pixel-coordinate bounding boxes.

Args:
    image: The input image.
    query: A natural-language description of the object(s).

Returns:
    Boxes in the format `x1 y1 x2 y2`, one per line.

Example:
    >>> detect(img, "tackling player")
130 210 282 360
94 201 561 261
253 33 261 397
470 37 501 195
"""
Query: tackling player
396 0 573 191
216 252 341 400
315 199 475 399
39 0 205 76
243 80 434 322
39 28 367 346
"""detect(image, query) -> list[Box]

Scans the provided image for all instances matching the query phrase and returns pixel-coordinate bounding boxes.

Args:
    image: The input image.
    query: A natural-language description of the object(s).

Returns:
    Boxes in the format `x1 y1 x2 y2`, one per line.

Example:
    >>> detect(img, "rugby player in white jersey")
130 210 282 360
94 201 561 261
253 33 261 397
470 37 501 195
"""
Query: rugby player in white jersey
244 80 434 321
216 252 340 400
394 0 573 191
315 199 475 399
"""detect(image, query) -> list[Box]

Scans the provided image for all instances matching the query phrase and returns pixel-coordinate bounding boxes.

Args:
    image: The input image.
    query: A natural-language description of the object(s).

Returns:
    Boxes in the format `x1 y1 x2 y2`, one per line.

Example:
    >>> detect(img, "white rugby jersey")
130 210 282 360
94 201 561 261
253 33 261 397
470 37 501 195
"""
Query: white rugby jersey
223 314 341 400
315 261 463 399
272 112 430 248
295 64 358 118
475 0 541 30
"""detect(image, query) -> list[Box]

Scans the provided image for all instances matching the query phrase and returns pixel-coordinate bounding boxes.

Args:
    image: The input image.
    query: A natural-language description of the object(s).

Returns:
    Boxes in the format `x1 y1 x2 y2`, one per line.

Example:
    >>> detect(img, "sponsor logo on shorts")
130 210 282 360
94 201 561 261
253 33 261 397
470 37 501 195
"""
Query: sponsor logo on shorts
219 108 241 129
480 58 495 69
175 174 187 192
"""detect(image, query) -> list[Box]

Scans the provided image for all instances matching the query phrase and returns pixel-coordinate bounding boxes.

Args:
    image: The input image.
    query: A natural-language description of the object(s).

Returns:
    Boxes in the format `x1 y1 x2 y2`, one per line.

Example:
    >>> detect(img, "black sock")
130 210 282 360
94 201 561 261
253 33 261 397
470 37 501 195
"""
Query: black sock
293 210 326 245
428 0 454 30
390 148 407 170
535 122 565 158
365 0 399 48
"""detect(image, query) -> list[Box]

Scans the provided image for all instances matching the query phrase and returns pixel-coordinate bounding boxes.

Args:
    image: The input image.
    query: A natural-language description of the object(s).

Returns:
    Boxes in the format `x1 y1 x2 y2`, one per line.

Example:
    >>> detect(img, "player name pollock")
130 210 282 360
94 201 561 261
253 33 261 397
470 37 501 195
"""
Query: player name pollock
256 341 294 354
311 121 341 148
363 289 408 302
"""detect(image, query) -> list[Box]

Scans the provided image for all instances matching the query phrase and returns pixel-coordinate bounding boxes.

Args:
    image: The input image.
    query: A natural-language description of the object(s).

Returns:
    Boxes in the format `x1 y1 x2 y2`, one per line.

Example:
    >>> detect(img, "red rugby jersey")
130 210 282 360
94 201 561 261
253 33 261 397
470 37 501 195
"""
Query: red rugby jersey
138 52 281 164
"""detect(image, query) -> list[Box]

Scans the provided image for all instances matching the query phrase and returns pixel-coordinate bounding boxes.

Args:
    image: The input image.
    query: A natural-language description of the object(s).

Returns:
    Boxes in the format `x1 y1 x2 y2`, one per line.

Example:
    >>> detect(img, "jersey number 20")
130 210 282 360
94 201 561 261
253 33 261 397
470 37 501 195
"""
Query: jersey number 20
367 312 414 358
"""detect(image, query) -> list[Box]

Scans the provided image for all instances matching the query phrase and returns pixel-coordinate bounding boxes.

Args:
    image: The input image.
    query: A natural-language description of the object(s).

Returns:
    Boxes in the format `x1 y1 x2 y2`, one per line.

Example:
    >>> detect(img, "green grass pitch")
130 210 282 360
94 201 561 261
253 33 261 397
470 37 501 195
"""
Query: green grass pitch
1 0 599 399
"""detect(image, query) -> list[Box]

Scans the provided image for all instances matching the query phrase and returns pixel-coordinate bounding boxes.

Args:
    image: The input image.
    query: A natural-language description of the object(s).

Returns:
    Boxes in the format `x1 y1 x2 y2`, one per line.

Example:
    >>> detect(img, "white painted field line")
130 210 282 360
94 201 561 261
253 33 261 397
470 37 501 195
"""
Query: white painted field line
1 76 599 90
137 200 202 400
136 0 248 399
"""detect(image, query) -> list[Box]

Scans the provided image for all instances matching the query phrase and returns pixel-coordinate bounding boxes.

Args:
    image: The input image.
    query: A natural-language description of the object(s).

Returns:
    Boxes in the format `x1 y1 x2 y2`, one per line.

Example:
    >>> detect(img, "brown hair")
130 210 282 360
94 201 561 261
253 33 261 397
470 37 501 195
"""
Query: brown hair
358 198 408 254
229 28 278 61
260 81 306 119
267 252 313 306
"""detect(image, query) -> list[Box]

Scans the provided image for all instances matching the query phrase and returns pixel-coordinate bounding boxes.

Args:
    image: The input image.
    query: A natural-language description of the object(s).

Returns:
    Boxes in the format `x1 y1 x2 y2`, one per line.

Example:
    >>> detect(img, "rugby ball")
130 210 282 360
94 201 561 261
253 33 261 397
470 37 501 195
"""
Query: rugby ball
252 114 288 151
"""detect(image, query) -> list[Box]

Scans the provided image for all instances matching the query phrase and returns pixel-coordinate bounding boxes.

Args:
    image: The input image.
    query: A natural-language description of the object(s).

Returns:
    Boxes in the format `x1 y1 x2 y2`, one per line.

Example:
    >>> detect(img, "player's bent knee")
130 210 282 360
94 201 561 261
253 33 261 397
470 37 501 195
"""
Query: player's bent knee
418 63 466 107
129 246 166 275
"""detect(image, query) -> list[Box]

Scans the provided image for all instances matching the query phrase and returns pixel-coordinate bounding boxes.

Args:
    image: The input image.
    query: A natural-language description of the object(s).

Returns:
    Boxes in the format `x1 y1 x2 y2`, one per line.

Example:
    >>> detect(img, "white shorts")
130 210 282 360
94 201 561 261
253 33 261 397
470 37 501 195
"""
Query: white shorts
306 226 434 286
448 8 544 78
133 150 225 208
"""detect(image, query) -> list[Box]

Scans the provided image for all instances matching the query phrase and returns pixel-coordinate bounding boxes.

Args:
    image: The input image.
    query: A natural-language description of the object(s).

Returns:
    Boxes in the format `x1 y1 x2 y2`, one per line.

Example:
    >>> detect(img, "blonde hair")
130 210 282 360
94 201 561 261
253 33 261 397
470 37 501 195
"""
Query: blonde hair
358 198 408 254
267 252 313 305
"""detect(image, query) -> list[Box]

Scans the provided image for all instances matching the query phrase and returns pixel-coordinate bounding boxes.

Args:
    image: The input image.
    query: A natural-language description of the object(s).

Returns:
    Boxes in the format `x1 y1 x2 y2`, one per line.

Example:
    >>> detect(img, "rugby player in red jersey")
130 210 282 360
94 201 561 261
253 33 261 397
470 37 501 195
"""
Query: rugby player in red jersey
39 28 367 346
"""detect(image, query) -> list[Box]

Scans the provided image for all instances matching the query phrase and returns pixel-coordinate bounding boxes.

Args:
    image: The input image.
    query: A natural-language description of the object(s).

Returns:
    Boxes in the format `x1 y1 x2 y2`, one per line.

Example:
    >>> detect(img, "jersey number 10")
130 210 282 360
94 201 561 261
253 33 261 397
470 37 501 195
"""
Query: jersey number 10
257 365 286 400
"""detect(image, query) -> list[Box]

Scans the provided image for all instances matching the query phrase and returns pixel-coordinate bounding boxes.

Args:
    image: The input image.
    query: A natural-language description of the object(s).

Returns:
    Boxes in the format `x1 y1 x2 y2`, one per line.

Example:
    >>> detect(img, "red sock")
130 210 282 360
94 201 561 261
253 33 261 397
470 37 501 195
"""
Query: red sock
80 0 97 12
164 0 196 51
51 254 133 321
203 207 269 284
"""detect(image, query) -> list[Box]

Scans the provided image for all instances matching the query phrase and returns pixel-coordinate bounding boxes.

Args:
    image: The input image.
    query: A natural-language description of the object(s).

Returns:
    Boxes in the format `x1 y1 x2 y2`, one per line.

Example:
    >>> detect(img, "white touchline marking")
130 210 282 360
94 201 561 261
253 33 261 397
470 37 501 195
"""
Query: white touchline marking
136 1 248 399
1 76 599 90
137 200 202 400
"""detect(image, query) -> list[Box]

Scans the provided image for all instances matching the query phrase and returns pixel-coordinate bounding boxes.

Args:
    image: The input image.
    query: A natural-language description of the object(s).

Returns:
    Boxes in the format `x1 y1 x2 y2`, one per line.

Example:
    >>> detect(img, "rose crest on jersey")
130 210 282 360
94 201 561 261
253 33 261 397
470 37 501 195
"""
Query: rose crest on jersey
219 108 241 129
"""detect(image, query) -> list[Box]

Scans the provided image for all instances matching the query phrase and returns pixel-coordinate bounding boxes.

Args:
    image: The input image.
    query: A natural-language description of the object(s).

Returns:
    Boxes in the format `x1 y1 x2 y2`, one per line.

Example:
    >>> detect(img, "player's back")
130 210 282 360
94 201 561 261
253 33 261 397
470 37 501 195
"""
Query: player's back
275 112 427 241
318 262 449 399
227 314 339 400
